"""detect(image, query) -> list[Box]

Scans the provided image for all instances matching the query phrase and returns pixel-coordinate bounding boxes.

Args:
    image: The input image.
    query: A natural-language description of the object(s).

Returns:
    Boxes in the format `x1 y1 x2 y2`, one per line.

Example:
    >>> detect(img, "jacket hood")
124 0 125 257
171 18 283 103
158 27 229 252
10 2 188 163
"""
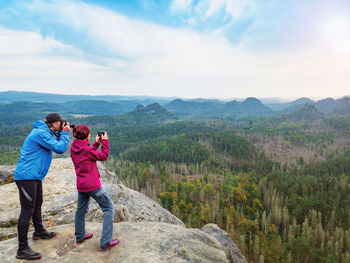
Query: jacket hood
33 120 50 130
71 139 90 154
33 120 55 136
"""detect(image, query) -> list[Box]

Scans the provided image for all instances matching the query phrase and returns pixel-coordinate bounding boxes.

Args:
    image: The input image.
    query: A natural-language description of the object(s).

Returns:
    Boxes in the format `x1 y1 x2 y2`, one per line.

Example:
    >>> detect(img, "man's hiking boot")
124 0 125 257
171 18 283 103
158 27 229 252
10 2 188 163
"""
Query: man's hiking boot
99 238 120 251
16 246 42 260
32 229 57 240
76 233 93 245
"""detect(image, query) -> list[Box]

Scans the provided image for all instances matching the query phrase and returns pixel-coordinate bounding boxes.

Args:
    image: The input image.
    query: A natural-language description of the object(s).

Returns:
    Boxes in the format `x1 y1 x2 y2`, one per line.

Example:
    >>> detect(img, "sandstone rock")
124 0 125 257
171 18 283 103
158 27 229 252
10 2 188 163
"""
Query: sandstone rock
0 227 17 241
0 158 247 263
112 186 184 225
0 165 15 184
115 205 131 222
0 222 229 263
0 158 184 240
201 224 247 263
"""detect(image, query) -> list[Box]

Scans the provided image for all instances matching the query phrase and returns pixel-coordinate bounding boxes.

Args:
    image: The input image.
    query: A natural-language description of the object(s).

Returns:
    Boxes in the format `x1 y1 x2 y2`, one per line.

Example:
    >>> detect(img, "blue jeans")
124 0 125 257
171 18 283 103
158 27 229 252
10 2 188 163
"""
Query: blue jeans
75 187 115 247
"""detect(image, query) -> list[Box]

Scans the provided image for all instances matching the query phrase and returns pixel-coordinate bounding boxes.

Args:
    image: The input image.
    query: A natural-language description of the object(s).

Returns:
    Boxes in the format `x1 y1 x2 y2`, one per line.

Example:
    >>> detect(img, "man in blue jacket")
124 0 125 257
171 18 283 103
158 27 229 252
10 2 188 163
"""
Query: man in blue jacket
14 113 71 260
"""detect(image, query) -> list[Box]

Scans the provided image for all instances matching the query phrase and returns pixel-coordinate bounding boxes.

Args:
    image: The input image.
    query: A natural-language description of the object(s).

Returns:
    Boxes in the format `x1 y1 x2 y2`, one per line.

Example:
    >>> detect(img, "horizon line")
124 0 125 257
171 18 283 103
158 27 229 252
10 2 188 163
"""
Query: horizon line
0 90 349 103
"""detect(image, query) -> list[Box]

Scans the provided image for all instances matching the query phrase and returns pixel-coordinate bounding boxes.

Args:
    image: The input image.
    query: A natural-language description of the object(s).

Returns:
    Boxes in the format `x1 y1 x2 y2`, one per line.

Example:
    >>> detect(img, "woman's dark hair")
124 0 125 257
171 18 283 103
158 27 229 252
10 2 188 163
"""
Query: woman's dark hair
73 125 90 140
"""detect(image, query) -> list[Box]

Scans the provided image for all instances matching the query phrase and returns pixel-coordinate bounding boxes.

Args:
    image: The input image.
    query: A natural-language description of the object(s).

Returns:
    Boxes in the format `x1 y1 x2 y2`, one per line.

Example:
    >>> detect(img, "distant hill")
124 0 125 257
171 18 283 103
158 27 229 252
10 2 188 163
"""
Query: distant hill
165 97 273 118
331 97 350 115
315 98 337 113
267 96 350 115
165 99 223 117
1 91 348 121
258 98 288 104
130 103 168 115
285 102 324 122
226 97 273 114
0 101 65 113
73 103 178 127
188 98 225 103
0 101 69 126
266 97 314 112
126 103 178 123
66 100 139 115
313 97 350 115
0 91 116 103
0 91 173 105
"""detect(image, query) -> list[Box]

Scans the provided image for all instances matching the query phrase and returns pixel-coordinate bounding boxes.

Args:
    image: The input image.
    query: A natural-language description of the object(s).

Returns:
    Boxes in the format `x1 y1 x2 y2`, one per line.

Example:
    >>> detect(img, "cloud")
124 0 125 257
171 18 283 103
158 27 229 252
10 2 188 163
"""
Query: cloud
0 0 349 99
225 0 250 18
22 0 174 58
170 0 252 23
170 0 194 14
0 26 107 79
204 0 251 19
0 26 72 56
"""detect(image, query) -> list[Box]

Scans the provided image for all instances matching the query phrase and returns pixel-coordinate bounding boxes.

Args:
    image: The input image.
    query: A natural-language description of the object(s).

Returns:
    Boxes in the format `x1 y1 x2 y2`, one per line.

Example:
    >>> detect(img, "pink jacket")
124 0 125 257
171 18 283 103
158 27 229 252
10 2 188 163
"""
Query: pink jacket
70 139 109 192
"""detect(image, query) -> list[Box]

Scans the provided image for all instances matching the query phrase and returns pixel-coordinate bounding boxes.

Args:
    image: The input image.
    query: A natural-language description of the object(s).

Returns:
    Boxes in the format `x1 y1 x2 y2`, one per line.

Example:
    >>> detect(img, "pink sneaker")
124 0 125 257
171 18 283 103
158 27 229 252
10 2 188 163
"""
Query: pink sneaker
99 238 120 251
76 233 93 245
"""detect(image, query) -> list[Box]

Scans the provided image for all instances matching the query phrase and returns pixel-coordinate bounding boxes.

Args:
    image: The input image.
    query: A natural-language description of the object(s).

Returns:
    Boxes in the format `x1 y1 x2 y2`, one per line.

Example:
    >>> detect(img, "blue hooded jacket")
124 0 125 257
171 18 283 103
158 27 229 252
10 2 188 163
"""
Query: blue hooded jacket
14 120 70 180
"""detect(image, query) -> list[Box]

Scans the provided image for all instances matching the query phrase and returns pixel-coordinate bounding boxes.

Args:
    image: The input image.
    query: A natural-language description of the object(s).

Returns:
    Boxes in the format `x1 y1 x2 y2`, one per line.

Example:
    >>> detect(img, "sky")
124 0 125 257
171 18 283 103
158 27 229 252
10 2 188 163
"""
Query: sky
0 0 349 99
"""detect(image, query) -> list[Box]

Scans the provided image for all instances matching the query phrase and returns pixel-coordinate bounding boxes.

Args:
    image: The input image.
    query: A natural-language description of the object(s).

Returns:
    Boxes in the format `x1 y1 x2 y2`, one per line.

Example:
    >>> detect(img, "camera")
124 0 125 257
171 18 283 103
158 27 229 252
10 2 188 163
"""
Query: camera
97 131 105 137
60 122 75 131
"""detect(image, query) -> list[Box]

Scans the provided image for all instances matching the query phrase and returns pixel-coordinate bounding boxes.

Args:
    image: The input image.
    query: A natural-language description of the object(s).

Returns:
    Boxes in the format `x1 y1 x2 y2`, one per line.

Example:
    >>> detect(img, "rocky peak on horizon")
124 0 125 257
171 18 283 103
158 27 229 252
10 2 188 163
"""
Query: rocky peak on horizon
242 97 263 105
132 103 166 114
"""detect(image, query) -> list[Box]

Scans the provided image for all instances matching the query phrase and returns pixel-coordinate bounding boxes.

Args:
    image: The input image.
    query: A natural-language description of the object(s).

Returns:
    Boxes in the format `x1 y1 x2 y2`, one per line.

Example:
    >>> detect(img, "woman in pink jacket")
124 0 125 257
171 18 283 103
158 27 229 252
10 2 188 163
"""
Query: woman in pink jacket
70 125 119 251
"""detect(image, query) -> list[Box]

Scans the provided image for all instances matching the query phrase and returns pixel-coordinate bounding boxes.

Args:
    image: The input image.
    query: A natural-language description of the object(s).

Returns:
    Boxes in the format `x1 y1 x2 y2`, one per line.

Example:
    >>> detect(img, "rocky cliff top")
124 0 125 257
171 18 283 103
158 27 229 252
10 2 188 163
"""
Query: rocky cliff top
0 158 247 263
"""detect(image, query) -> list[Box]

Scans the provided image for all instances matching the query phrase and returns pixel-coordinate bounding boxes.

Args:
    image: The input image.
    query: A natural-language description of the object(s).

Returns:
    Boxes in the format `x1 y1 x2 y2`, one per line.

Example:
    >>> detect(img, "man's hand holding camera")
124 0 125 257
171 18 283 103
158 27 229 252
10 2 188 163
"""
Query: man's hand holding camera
62 122 71 133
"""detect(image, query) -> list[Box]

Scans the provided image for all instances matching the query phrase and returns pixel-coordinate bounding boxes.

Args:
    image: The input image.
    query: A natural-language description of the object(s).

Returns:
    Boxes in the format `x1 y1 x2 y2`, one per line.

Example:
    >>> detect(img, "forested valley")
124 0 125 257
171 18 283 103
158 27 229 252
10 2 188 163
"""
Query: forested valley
0 96 350 262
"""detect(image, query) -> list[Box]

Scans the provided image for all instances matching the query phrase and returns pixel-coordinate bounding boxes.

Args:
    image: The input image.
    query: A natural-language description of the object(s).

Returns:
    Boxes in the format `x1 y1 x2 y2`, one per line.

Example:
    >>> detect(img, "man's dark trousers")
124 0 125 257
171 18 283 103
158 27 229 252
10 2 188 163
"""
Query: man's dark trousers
15 180 45 250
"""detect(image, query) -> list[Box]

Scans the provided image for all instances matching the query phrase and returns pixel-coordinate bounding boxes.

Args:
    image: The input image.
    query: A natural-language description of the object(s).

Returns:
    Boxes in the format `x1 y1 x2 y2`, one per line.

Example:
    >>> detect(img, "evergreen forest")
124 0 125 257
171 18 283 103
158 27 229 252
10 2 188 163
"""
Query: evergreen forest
1 93 350 262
